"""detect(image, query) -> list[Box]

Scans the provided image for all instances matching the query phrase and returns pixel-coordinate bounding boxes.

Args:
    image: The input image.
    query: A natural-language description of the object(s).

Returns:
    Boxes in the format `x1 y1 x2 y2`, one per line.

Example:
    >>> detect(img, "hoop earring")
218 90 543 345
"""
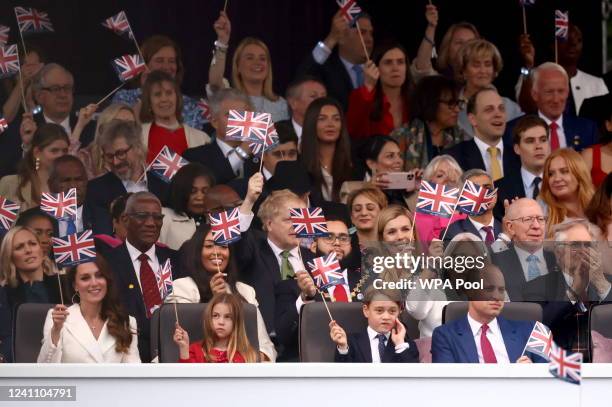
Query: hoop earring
35 157 40 171
71 290 80 304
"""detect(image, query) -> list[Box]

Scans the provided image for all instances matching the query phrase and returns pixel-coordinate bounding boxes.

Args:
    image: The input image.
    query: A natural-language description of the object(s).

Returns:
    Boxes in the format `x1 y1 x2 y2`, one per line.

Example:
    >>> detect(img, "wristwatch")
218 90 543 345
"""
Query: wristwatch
520 67 531 77
234 146 249 160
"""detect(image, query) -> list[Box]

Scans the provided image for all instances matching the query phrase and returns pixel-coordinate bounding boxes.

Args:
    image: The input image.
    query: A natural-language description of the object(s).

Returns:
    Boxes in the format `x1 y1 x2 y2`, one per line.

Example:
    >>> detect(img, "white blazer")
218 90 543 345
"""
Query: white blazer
159 207 197 250
37 304 141 363
141 122 211 152
165 278 277 362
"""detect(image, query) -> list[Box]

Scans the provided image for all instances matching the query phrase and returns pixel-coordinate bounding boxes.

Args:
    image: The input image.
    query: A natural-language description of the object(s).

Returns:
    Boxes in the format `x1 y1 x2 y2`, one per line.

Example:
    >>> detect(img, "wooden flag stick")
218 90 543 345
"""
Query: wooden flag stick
296 246 334 322
213 245 223 274
224 0 229 12
440 182 466 242
17 67 28 113
14 9 28 56
95 82 126 106
354 20 370 62
554 38 558 64
522 6 527 34
173 303 180 325
56 273 64 305
125 20 147 69
408 208 418 244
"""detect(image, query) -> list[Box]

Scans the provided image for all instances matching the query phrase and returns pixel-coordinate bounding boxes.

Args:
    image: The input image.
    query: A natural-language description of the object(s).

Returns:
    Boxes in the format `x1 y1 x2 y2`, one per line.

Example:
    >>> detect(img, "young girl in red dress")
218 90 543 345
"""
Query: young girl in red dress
173 293 258 363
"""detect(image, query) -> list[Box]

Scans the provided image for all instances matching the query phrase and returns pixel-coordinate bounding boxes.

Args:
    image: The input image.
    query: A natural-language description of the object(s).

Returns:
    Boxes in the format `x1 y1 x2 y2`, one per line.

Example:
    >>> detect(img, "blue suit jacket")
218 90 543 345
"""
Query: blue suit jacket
441 218 503 243
431 315 547 363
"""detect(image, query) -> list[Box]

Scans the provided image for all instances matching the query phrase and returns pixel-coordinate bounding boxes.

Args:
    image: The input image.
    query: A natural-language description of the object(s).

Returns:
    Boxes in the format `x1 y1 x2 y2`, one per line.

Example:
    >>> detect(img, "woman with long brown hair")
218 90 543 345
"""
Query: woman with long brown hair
37 257 140 363
585 173 612 240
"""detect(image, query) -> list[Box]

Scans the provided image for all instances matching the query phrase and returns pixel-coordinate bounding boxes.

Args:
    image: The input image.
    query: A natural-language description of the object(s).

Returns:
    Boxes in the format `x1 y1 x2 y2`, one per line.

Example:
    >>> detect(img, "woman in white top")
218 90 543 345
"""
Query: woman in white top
165 223 277 362
38 259 140 363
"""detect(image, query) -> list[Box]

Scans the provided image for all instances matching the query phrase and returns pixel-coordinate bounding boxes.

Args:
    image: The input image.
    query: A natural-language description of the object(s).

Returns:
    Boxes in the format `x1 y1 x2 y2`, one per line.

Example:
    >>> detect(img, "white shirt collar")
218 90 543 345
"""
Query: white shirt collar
469 216 494 230
467 313 501 338
44 113 71 135
538 111 564 128
266 238 299 260
514 244 545 263
216 137 234 157
262 166 273 180
520 167 541 190
125 239 156 263
473 135 504 158
291 118 303 142
367 325 390 340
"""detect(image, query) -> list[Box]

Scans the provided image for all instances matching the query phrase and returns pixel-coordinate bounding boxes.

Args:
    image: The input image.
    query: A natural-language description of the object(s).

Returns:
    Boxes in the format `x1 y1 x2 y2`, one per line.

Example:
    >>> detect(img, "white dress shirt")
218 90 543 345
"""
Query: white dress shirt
216 137 243 177
514 245 548 281
538 112 567 148
44 114 71 136
291 118 303 147
520 167 543 200
468 217 496 242
467 314 510 363
473 136 505 178
267 238 305 272
125 239 159 291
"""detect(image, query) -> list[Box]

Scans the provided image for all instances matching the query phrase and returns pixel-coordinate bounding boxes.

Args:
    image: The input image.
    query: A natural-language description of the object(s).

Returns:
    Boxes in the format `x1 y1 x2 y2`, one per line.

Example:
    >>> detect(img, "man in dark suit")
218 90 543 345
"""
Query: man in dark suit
432 265 545 363
86 120 168 235
0 63 96 177
296 10 373 111
331 289 419 363
282 76 327 147
107 192 182 362
442 169 503 243
505 62 598 152
183 88 253 185
447 87 520 180
492 198 555 301
494 115 550 219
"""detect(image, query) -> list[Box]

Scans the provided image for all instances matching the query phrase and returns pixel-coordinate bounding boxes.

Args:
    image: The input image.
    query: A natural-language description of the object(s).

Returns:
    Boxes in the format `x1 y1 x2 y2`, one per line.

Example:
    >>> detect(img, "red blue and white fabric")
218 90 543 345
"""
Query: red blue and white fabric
101 11 133 39
208 207 241 244
325 268 351 302
225 110 271 143
250 121 279 155
0 117 8 133
112 54 146 82
457 180 497 216
52 230 97 267
40 188 77 221
525 321 553 360
155 259 173 299
0 195 20 231
14 7 54 34
197 98 211 121
308 252 346 290
0 44 20 79
290 207 328 238
415 180 459 218
150 146 188 183
336 0 363 25
548 342 582 385
555 10 569 40
0 25 10 46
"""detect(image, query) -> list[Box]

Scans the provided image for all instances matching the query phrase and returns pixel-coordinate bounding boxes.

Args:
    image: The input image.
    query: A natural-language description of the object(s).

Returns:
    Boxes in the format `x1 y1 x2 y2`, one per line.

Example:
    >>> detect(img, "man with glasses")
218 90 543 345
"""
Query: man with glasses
108 191 182 362
86 120 168 234
492 198 555 301
0 63 96 177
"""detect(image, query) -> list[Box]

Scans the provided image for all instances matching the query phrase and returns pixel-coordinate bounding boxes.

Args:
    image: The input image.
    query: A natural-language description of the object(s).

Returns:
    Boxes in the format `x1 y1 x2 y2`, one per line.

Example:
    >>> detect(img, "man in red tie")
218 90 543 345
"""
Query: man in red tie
431 265 546 363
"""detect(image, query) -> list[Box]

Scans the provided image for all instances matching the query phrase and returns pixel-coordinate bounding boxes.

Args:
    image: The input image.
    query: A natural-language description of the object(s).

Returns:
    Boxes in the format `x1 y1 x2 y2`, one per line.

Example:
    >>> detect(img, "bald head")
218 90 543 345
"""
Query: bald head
504 198 545 251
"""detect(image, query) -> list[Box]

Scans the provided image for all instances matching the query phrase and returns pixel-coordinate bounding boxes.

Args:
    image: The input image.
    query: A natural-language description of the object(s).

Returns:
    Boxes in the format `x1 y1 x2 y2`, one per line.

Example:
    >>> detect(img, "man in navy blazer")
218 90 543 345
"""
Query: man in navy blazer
432 266 545 363
504 62 598 152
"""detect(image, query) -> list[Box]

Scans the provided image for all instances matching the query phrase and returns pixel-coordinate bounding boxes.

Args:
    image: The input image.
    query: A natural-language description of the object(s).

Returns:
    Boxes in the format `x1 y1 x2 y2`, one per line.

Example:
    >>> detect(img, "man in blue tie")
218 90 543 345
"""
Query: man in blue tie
48 155 89 236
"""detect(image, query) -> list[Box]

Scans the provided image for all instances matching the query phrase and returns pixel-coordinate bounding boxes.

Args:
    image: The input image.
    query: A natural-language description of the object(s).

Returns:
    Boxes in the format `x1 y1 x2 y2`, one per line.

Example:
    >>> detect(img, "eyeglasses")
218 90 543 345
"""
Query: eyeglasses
103 146 132 162
321 233 351 244
510 216 548 225
127 212 164 222
41 85 74 95
439 99 466 110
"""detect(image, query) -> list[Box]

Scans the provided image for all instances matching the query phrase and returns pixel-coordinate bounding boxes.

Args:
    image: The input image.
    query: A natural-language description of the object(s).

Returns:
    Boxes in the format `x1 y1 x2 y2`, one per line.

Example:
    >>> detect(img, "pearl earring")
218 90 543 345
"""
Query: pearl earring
35 157 40 171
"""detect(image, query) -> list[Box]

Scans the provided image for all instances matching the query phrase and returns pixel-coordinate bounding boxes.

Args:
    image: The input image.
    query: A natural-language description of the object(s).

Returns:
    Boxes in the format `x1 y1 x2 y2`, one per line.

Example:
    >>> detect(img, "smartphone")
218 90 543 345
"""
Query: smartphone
384 172 416 191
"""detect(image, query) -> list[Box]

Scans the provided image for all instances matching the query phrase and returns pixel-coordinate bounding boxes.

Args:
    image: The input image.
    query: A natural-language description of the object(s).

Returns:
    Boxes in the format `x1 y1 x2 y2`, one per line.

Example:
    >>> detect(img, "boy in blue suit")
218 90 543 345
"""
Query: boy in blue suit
330 289 419 363
431 265 546 363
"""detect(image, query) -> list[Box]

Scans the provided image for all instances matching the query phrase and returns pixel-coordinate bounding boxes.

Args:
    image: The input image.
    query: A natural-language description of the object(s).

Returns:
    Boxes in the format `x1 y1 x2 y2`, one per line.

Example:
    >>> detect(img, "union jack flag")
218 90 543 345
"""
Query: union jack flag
52 229 97 267
336 0 363 24
112 54 146 82
14 7 54 34
101 11 133 39
525 321 553 360
197 98 211 121
150 146 188 183
415 180 459 218
208 207 241 244
555 10 569 40
549 342 582 385
250 122 280 155
0 44 20 79
155 259 173 299
308 252 346 290
40 188 77 221
0 195 20 231
0 25 10 46
0 117 8 133
225 110 271 143
457 180 497 216
290 207 328 238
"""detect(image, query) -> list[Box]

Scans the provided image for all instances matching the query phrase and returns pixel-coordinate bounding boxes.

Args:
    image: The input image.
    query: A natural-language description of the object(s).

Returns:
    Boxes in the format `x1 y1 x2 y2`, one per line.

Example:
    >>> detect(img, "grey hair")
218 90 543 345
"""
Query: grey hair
209 88 253 117
124 191 161 214
461 168 492 184
531 62 568 90
443 232 488 258
423 154 463 187
504 198 541 222
552 218 602 243
96 119 144 154
31 63 74 94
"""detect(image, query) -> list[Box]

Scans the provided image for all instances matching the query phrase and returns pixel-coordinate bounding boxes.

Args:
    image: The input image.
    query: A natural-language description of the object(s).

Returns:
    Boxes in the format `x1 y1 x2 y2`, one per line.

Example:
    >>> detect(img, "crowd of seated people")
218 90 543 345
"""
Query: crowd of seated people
1 3 612 365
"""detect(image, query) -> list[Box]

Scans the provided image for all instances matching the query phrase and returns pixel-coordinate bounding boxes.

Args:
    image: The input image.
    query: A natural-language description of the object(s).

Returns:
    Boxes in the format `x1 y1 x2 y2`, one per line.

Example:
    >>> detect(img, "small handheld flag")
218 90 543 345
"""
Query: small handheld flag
290 207 328 238
40 188 77 221
208 207 241 244
225 110 271 143
457 180 497 216
415 180 459 218
52 230 97 267
308 252 345 291
155 259 174 299
336 0 363 25
150 146 189 183
101 11 133 39
555 10 569 40
524 321 554 360
14 7 54 34
548 342 582 385
0 25 10 46
0 195 20 231
197 98 211 121
250 121 279 155
0 44 20 79
112 54 146 82
0 117 8 134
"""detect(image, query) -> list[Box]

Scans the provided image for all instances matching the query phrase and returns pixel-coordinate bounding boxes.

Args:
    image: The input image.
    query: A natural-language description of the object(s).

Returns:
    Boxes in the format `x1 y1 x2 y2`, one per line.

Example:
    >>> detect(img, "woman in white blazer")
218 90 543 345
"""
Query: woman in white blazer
139 70 210 165
165 224 277 362
38 259 140 363
159 163 215 250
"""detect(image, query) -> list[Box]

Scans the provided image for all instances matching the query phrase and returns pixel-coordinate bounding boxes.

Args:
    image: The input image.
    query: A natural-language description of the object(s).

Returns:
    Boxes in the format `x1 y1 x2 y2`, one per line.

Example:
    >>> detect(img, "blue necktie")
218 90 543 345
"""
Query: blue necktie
352 64 364 88
376 333 387 361
526 254 541 281
65 219 77 235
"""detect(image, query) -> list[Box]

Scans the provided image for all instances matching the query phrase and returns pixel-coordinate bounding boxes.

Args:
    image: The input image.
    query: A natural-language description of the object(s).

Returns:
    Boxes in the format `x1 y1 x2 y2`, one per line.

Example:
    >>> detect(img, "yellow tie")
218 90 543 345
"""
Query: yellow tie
487 146 502 181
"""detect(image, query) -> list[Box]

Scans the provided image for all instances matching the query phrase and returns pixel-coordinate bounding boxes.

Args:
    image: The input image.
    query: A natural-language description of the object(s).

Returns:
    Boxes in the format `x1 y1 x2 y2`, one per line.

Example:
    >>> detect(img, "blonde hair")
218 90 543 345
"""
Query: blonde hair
437 22 480 74
540 148 595 236
201 293 258 363
232 37 279 101
0 226 57 288
455 39 503 83
347 186 388 213
376 205 415 241
257 189 304 232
